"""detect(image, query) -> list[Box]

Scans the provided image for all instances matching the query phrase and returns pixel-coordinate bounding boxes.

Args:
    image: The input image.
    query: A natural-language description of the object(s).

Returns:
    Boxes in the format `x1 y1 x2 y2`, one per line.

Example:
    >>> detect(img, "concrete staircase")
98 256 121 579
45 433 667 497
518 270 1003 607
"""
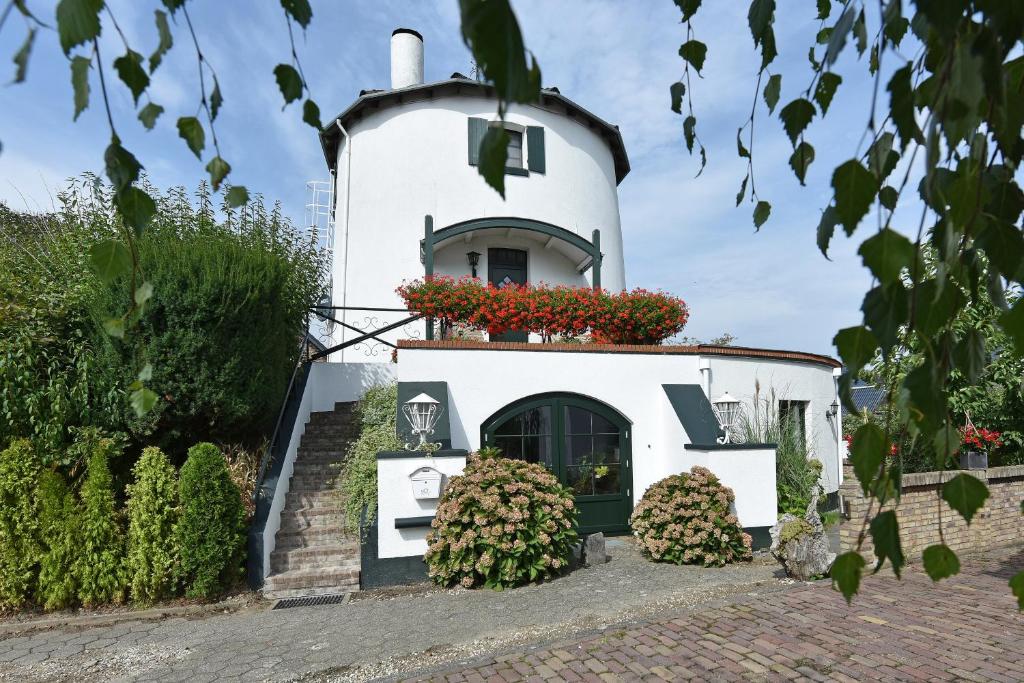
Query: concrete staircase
262 401 362 599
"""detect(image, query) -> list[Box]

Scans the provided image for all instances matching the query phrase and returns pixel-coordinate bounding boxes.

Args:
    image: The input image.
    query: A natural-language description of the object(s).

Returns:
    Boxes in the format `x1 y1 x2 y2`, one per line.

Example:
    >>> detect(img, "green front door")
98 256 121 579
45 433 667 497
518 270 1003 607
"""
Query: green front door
482 394 632 534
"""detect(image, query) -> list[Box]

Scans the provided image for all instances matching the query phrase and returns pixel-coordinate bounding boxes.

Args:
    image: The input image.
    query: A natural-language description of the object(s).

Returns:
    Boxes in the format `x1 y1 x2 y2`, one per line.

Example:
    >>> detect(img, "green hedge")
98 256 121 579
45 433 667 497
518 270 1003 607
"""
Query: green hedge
126 447 179 604
74 439 127 607
0 439 42 609
36 470 79 611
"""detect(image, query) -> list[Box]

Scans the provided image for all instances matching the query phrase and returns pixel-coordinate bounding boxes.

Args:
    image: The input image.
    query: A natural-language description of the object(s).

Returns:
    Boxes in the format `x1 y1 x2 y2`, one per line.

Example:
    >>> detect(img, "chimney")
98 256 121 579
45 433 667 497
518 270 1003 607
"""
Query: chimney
390 28 424 89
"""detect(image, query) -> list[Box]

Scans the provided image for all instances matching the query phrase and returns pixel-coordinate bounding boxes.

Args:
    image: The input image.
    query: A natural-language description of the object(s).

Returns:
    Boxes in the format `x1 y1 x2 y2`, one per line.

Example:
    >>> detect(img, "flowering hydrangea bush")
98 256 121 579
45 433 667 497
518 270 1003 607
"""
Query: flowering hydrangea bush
397 276 688 345
424 454 579 589
629 466 752 567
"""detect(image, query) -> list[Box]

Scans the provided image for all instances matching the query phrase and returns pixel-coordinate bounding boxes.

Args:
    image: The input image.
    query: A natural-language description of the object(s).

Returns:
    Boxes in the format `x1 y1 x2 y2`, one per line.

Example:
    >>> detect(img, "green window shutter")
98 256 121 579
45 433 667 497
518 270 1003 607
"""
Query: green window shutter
526 126 545 173
468 117 488 166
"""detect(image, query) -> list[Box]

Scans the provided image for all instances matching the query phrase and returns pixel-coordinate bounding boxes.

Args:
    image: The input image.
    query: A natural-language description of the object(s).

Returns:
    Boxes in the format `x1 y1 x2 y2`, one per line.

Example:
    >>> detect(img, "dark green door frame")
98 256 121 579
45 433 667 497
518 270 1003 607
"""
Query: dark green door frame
480 392 632 535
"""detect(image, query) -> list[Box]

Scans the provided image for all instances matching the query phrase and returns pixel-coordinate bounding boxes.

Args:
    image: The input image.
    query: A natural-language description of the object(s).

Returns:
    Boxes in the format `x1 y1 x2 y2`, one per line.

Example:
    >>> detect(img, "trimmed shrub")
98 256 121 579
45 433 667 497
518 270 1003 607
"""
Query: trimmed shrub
425 455 579 589
0 439 42 609
74 440 127 606
36 470 79 611
176 442 246 599
630 466 752 567
126 447 179 604
338 384 400 531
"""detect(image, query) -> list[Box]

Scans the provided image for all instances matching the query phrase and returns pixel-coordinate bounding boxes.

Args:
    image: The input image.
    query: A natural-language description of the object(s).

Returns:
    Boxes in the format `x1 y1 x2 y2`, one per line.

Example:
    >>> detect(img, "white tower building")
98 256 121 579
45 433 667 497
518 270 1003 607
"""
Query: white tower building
318 28 630 360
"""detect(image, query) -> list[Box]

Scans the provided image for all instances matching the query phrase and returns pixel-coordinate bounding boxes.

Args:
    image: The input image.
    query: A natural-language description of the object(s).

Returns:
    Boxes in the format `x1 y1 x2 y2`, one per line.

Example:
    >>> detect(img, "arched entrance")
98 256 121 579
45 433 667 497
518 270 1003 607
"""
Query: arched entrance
481 393 632 534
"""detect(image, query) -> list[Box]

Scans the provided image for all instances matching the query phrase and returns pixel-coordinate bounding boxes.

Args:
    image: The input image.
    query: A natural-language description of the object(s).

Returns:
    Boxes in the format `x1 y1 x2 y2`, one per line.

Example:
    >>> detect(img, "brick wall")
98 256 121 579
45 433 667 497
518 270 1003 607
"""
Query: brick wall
839 462 1024 561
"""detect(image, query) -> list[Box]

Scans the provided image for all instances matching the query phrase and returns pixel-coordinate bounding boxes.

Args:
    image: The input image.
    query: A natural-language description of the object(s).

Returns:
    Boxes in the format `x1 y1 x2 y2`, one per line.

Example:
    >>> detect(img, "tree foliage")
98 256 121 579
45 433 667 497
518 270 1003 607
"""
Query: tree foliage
0 440 42 609
36 470 79 611
126 446 179 604
73 438 127 607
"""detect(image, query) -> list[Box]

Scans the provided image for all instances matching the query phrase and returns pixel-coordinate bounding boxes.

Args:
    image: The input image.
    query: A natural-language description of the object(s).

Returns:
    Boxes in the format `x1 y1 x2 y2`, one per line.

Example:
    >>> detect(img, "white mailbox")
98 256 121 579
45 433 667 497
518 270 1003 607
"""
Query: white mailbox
409 466 444 500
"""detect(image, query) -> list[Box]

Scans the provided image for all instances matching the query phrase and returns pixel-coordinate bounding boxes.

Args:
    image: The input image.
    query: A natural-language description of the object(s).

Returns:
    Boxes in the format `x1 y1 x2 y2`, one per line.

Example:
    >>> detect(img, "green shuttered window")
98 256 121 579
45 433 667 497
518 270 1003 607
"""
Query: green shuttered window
467 117 487 165
467 118 546 175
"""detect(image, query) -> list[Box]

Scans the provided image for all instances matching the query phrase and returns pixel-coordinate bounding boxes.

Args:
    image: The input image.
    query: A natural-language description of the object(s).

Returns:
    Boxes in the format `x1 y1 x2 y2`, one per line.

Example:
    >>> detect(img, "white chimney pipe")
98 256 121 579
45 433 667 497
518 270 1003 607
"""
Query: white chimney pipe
390 28 424 89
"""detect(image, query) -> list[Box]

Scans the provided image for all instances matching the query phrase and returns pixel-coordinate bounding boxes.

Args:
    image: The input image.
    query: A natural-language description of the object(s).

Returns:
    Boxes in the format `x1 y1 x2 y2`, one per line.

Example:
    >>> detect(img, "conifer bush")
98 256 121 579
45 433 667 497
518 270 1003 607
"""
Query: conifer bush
425 455 579 590
126 447 179 604
74 439 127 606
176 442 246 599
630 466 753 567
0 439 42 609
36 470 79 611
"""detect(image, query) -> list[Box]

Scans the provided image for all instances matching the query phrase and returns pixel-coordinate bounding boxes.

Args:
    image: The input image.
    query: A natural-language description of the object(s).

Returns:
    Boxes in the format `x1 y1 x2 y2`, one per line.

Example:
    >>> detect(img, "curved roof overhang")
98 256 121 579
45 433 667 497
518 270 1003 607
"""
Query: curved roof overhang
319 79 630 185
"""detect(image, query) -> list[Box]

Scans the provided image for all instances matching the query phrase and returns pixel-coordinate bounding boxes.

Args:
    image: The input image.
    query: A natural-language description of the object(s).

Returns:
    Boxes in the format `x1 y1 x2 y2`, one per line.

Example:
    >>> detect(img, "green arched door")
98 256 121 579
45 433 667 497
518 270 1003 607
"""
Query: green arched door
481 394 632 534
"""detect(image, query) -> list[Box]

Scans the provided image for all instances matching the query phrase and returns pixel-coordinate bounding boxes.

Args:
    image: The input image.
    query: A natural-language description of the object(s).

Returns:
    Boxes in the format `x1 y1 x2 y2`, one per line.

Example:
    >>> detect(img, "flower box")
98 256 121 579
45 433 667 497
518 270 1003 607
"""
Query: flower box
959 451 988 470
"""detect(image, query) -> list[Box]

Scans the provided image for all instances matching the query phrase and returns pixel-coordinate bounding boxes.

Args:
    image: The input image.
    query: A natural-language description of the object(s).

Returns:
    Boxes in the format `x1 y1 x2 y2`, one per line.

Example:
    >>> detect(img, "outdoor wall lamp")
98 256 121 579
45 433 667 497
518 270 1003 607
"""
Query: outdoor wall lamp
827 400 839 419
466 251 481 278
712 391 741 444
402 393 444 450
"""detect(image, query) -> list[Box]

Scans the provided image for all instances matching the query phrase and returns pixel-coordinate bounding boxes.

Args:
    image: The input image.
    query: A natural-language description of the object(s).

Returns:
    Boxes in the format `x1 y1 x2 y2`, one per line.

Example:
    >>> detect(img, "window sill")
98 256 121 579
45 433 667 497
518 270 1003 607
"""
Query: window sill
505 167 529 177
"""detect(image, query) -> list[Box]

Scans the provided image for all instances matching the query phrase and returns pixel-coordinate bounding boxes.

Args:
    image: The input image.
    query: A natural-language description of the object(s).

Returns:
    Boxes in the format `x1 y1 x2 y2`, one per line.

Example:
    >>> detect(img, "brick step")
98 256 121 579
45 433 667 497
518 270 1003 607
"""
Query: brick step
262 565 360 593
298 440 359 450
288 477 338 491
285 490 341 507
296 448 351 458
282 504 345 518
270 543 359 573
274 525 353 548
292 461 345 472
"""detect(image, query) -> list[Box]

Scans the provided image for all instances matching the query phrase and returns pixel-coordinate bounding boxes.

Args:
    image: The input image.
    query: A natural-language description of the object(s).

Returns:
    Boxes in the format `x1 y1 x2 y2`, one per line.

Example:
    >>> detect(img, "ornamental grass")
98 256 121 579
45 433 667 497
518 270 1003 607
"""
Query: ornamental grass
397 276 688 344
425 454 579 590
630 466 752 567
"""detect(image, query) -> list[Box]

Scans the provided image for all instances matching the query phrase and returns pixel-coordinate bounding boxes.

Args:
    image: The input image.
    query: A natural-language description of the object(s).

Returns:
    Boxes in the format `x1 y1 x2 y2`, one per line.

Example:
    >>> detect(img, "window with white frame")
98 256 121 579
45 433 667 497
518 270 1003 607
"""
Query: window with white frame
778 400 808 448
505 129 524 168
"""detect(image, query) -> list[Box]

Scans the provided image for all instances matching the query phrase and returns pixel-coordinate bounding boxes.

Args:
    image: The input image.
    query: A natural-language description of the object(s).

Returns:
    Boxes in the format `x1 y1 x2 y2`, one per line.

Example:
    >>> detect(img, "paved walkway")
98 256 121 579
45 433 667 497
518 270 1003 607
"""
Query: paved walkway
402 545 1024 682
0 539 777 682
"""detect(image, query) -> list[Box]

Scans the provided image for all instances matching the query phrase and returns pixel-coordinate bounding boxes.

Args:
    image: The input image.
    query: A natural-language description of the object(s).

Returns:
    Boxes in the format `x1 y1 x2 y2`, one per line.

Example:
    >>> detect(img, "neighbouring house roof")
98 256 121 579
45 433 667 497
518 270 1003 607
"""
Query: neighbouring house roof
397 340 842 370
846 380 885 415
319 78 631 184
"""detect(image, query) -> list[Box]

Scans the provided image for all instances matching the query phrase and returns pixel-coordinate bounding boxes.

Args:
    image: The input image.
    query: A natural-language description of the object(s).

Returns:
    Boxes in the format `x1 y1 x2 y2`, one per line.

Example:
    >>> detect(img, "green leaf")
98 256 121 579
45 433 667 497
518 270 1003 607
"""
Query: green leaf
903 359 946 430
747 0 775 47
678 40 707 74
138 363 153 382
851 423 886 495
814 72 841 114
113 49 149 104
879 185 898 211
863 283 908 355
736 128 749 158
816 0 830 20
763 73 781 114
922 544 960 582
683 115 696 153
976 219 1024 282
933 421 960 470
674 0 702 22
302 98 322 129
478 126 508 198
912 279 956 338
90 239 132 283
825 7 854 65
834 325 878 376
884 15 909 46
999 300 1024 356
832 159 878 235
868 132 898 181
753 201 771 230
104 138 141 191
280 0 313 28
115 186 156 236
149 10 173 73
56 0 103 55
830 551 865 603
129 386 158 417
102 318 125 339
852 9 867 55
888 64 922 149
735 174 749 207
273 63 303 106
12 27 36 83
670 82 685 114
942 473 990 526
210 76 223 120
205 156 231 191
138 102 164 130
70 55 90 121
459 0 541 106
817 205 839 257
858 228 914 285
779 98 815 146
788 141 815 185
954 328 986 385
176 116 205 159
1011 571 1024 610
134 281 154 307
226 186 249 208
869 510 904 577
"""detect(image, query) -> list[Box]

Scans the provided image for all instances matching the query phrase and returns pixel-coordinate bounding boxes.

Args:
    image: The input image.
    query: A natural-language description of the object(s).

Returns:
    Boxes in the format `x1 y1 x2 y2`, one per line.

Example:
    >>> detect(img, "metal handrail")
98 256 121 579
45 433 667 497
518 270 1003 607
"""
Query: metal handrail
254 330 312 493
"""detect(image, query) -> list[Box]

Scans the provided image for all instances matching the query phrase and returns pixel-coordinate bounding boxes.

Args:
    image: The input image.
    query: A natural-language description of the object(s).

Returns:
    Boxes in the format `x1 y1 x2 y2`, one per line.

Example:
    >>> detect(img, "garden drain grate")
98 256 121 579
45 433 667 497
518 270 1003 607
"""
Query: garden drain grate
273 593 349 610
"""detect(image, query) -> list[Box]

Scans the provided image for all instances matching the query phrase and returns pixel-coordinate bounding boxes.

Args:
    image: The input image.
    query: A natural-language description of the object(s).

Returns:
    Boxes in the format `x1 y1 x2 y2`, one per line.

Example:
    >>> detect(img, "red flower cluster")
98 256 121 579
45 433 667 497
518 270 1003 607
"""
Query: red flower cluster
961 425 1002 452
397 276 689 345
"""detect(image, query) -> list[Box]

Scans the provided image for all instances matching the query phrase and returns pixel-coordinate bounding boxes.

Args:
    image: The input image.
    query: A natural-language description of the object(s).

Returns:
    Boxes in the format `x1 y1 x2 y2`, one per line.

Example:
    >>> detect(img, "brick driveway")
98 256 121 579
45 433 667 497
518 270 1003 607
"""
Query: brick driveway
405 546 1024 682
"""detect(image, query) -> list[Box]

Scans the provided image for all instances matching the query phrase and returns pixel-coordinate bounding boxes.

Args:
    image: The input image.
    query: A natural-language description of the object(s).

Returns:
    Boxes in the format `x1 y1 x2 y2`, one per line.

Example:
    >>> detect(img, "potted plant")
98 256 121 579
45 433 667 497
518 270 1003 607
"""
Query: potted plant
959 424 1001 470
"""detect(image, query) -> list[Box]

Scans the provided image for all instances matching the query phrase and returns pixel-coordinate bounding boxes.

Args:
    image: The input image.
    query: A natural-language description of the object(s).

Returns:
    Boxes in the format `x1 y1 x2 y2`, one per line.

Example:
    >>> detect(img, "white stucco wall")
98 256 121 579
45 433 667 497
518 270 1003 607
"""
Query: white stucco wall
394 346 841 529
377 453 467 559
329 93 626 361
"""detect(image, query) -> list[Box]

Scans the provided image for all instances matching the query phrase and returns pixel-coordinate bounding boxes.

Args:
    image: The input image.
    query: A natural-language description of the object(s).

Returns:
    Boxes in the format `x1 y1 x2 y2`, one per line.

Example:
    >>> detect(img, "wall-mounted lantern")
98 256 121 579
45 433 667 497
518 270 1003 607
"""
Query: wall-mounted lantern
827 400 839 419
712 391 741 444
466 251 481 278
402 393 443 450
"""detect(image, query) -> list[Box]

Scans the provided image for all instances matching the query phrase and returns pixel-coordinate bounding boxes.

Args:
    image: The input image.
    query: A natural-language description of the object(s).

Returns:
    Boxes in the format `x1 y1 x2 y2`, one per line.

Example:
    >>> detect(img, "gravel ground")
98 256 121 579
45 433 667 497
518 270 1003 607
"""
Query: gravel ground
0 538 780 682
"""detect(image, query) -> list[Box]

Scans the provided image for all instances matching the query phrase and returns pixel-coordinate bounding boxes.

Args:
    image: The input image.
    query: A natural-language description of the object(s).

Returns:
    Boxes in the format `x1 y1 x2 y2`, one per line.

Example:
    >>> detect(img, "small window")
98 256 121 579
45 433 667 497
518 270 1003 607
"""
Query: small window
778 400 808 448
506 129 524 169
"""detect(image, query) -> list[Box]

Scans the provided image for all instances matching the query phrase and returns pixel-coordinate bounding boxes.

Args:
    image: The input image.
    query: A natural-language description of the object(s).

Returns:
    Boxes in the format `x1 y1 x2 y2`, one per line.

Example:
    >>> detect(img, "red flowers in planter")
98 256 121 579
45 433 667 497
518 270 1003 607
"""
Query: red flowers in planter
397 276 689 345
961 425 1002 453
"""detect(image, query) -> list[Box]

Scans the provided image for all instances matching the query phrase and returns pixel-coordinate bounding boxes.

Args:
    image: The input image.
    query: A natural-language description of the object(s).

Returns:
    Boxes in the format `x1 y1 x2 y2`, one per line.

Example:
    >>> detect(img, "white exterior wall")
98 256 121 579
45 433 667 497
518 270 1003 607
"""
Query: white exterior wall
395 347 841 530
330 94 626 361
377 453 467 559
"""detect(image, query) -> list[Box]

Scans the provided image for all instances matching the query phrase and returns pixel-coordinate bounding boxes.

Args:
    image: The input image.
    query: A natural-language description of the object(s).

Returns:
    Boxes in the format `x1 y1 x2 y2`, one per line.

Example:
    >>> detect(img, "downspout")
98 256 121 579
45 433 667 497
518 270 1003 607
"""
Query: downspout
833 367 844 494
335 119 353 362
698 357 711 398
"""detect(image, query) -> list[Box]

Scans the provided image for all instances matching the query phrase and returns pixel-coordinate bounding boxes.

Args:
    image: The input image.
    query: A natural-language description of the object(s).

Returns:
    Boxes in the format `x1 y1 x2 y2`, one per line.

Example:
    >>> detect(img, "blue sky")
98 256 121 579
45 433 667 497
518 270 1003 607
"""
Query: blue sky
0 1 925 356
